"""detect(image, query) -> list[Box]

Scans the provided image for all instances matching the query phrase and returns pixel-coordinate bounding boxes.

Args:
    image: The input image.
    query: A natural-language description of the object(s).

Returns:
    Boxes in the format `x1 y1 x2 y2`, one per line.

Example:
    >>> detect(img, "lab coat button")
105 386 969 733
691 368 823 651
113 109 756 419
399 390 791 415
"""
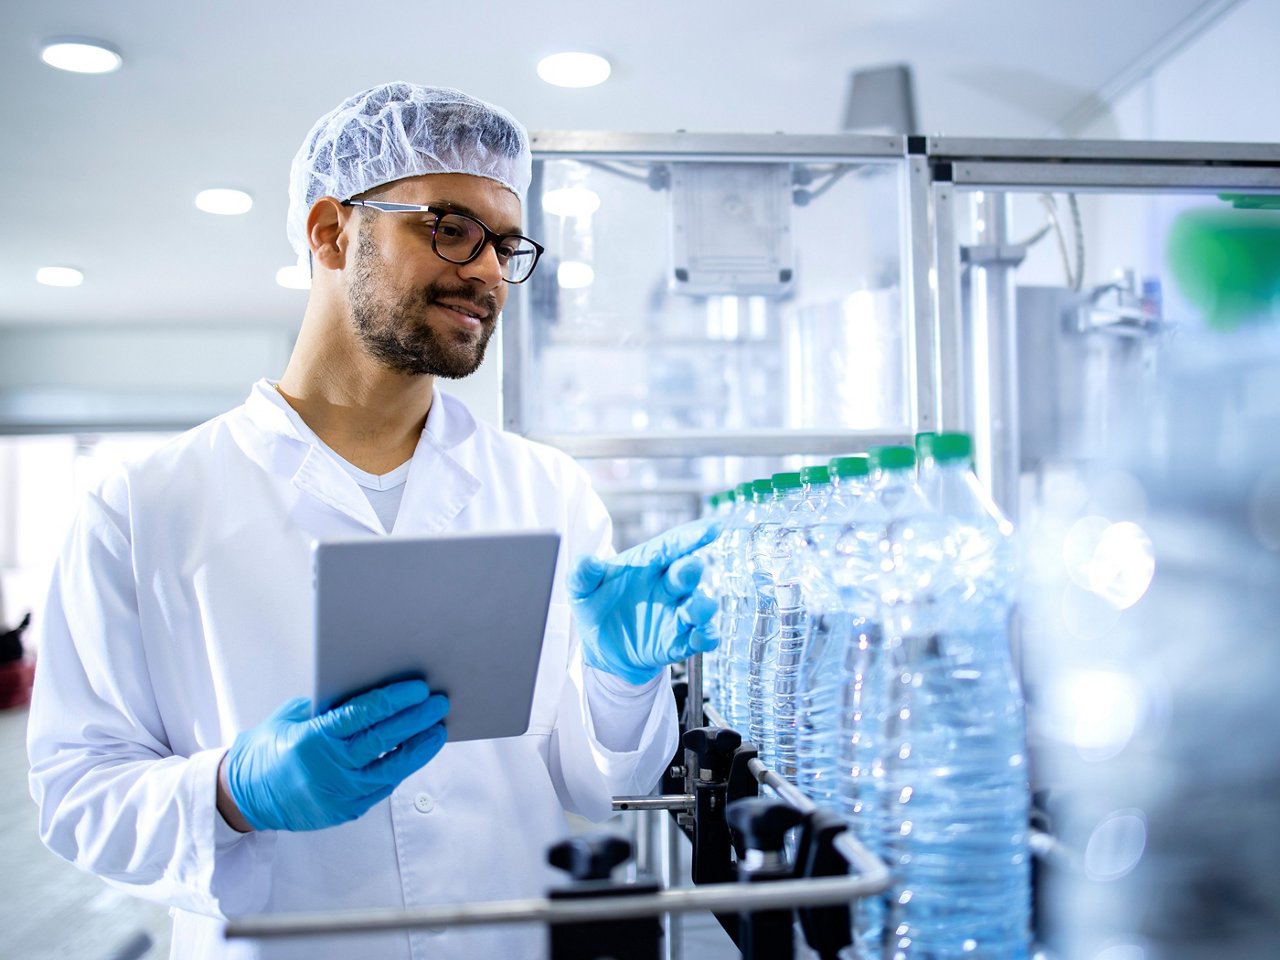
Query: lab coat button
413 792 435 814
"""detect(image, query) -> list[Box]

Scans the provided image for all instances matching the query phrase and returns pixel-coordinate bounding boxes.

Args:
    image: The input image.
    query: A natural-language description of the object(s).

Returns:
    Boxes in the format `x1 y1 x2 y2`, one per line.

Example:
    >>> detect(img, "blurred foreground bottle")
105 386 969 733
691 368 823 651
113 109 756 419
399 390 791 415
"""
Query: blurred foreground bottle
1036 206 1280 959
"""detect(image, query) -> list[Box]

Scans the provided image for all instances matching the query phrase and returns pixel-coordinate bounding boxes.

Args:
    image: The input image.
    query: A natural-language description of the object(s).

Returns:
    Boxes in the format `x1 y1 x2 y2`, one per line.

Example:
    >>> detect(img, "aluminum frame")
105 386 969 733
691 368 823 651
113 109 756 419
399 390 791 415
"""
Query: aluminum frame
504 132 915 456
924 137 1280 514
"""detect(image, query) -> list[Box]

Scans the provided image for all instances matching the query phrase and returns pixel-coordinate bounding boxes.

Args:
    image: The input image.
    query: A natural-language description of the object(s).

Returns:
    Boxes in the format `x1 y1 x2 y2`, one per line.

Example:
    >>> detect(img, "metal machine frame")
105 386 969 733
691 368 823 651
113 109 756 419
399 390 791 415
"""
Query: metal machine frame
907 136 1280 513
503 132 918 461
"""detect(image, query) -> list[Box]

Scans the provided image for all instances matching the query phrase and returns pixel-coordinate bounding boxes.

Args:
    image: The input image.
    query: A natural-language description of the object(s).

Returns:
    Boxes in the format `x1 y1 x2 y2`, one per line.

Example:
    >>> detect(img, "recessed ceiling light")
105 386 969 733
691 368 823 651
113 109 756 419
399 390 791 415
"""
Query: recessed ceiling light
40 39 123 74
542 187 602 218
557 261 595 289
537 52 611 88
195 189 253 215
36 266 84 287
276 265 311 290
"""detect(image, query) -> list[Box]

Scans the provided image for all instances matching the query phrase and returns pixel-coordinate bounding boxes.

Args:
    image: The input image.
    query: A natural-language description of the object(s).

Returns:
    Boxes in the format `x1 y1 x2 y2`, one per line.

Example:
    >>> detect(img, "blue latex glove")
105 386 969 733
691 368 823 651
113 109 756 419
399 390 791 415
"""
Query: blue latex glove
224 680 449 832
567 518 721 685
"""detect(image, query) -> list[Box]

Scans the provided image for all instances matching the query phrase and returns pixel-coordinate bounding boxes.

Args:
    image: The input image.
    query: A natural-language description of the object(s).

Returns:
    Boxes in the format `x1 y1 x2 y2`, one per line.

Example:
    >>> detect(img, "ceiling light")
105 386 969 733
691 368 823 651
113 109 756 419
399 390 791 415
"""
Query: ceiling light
36 266 84 287
557 261 595 289
40 39 123 74
537 53 611 88
276 265 312 290
542 187 602 218
195 189 253 216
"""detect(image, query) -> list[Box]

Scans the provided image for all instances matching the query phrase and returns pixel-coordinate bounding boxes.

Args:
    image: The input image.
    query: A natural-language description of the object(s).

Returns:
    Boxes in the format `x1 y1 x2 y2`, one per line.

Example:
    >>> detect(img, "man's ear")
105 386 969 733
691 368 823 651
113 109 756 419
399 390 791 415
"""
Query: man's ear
307 197 351 271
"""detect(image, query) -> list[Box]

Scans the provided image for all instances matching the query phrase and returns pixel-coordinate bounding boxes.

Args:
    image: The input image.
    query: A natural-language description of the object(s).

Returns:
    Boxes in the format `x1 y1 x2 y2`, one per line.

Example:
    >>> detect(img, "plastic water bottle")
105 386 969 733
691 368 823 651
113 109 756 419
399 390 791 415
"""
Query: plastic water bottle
837 446 923 959
747 473 803 768
697 489 735 710
914 431 939 504
874 434 1030 959
719 480 765 734
793 455 870 807
772 465 832 784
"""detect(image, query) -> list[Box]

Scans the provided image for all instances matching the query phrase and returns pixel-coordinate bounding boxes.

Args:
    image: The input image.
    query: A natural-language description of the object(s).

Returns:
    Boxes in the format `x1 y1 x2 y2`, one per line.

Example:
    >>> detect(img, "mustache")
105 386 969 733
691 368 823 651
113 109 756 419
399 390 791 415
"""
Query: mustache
418 283 499 322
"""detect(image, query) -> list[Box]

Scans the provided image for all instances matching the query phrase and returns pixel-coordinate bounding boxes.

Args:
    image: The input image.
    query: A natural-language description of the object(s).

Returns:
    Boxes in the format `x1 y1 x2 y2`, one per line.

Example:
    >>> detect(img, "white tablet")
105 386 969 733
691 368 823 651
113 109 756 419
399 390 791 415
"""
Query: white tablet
312 530 561 742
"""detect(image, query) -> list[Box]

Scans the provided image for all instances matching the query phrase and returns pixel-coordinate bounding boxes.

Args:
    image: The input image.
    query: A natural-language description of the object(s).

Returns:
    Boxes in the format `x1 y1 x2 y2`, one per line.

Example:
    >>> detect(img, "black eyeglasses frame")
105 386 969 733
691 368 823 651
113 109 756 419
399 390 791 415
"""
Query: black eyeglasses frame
340 199 545 284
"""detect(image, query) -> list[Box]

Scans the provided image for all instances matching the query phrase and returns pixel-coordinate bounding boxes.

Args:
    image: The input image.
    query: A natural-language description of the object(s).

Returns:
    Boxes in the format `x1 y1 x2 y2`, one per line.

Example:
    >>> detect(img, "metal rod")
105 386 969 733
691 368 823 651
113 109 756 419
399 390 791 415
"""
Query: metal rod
660 805 682 960
526 429 913 460
908 153 940 433
685 654 704 731
702 701 727 729
747 757 816 815
949 160 1280 193
224 873 890 941
612 795 695 812
529 130 907 160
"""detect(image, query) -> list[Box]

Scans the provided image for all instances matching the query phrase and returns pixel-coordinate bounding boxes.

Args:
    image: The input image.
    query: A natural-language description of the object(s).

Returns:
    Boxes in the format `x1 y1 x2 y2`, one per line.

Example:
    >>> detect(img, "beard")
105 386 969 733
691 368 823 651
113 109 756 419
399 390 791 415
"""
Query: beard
346 224 499 379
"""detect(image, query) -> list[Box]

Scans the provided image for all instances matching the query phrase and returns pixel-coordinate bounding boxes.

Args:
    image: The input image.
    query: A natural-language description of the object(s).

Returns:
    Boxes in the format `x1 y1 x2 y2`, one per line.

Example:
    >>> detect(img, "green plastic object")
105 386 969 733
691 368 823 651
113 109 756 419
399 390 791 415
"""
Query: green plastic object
770 471 804 491
930 433 972 463
800 465 831 486
736 481 754 500
1166 206 1280 329
752 478 775 500
829 455 870 478
870 445 915 471
1219 193 1280 211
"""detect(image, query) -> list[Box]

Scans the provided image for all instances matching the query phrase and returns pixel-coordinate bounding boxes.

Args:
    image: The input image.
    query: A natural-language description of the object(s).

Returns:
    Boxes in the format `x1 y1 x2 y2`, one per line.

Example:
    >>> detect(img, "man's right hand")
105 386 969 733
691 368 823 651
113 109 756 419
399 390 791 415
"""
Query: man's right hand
220 680 449 832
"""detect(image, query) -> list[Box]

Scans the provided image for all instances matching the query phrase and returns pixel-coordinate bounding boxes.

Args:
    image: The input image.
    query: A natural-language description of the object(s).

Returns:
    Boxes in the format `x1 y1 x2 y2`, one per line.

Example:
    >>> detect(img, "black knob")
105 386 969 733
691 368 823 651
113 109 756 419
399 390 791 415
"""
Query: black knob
683 726 742 782
547 835 633 882
726 798 806 854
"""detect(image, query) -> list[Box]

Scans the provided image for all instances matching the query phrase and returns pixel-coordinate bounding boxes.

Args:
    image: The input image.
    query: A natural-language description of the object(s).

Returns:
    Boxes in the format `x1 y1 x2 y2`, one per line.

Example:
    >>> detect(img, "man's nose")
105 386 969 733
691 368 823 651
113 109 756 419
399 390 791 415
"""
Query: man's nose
459 241 504 289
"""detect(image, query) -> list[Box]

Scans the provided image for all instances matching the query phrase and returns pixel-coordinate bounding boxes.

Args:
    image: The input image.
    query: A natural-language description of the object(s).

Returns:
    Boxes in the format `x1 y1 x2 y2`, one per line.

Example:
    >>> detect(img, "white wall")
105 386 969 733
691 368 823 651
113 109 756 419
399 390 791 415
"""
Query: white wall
1076 0 1280 142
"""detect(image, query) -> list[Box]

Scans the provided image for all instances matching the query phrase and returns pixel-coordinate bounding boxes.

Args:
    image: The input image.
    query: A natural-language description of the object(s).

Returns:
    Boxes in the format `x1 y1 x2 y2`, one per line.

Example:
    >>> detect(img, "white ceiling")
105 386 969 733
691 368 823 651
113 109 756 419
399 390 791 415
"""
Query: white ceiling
0 0 1235 330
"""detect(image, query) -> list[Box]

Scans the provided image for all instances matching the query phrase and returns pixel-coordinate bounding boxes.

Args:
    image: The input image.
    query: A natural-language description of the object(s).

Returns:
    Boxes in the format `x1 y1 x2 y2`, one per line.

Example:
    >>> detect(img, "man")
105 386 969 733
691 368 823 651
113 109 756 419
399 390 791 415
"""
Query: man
27 82 718 960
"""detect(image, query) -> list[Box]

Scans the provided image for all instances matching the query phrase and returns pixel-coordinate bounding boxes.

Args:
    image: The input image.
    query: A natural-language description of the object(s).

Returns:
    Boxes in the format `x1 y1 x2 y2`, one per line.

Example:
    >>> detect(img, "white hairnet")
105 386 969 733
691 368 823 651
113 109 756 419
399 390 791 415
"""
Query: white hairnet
286 82 532 260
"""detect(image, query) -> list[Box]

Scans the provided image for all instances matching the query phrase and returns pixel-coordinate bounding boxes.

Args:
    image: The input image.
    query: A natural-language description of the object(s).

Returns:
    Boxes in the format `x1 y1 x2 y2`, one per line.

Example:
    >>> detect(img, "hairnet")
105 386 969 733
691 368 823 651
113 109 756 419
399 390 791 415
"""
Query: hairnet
286 82 532 260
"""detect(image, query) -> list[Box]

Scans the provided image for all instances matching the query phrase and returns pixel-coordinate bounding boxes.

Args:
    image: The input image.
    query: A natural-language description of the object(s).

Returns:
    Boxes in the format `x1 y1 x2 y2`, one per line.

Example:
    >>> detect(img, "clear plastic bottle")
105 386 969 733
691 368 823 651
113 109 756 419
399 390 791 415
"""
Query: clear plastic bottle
719 480 764 734
792 455 869 807
697 489 735 711
771 465 832 784
837 446 922 960
874 434 1030 960
747 473 803 768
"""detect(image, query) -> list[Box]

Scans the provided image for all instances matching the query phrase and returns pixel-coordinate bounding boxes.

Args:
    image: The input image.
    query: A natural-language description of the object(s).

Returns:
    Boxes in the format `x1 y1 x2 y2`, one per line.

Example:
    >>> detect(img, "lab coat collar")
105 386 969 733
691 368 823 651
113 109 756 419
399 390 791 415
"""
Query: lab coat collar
240 379 480 535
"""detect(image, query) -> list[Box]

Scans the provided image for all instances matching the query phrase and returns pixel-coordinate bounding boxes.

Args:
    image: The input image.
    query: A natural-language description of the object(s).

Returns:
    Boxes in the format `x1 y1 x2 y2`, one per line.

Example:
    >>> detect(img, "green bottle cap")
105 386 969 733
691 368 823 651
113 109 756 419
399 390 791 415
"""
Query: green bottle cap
751 478 775 500
870 445 916 471
735 481 754 499
829 455 870 478
931 432 972 463
770 472 803 492
800 465 830 486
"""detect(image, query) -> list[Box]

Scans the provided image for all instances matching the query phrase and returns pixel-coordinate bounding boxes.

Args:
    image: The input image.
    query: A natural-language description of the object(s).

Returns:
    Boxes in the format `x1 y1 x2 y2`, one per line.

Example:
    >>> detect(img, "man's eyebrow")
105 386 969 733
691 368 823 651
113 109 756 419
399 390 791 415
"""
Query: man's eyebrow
426 199 523 236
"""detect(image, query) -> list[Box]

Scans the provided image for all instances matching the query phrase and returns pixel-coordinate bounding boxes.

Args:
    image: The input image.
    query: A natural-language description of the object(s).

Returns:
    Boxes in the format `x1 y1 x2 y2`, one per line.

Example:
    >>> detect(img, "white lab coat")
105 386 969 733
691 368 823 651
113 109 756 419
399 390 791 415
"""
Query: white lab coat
27 381 678 960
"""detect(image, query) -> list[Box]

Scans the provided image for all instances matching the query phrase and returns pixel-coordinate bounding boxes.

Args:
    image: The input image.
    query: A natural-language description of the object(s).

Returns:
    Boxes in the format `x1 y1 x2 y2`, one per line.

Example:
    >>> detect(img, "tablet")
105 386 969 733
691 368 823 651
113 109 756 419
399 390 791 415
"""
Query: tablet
312 530 561 742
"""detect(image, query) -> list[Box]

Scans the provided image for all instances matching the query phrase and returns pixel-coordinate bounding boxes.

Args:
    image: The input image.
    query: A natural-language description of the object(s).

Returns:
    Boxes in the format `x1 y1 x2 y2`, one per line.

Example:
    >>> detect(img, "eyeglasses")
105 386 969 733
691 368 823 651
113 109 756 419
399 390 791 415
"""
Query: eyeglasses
341 200 544 284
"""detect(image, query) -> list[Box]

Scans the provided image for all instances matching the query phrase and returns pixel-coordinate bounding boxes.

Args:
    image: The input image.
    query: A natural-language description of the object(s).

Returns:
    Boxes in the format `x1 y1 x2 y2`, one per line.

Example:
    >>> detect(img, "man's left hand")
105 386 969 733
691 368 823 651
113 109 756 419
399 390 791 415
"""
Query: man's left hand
567 519 721 686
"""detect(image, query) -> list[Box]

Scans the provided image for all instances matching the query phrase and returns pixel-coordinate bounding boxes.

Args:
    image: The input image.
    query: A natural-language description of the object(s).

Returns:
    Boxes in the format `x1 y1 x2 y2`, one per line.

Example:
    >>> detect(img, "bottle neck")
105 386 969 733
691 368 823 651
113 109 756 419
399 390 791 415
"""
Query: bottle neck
875 465 916 490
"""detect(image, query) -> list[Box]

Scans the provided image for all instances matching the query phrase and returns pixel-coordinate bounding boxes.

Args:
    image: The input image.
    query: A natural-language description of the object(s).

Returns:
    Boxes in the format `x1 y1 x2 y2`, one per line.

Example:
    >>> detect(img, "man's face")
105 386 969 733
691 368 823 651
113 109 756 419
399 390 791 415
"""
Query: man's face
344 173 521 379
